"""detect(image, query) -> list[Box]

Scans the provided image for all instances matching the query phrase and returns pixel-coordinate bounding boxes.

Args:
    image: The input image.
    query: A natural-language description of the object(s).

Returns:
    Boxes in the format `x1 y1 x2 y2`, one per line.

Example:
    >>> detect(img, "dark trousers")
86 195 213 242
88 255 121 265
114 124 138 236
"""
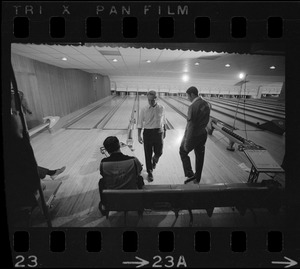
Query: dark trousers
37 166 55 179
179 132 207 182
143 129 164 174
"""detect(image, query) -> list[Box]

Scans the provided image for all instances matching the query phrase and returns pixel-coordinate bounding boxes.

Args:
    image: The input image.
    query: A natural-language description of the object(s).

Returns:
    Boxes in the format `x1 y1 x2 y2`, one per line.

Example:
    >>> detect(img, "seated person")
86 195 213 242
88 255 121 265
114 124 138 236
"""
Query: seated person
98 136 144 214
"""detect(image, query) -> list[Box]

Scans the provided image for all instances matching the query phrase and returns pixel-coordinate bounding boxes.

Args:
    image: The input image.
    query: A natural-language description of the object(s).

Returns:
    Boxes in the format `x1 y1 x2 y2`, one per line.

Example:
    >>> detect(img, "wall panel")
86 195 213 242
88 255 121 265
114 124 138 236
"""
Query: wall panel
11 53 111 129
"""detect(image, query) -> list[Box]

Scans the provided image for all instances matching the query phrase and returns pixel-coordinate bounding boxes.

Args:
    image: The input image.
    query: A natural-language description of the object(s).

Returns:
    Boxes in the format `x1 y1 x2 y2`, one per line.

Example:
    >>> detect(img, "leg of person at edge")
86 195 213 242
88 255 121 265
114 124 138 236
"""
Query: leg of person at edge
180 86 211 184
11 84 66 183
38 166 66 180
137 90 166 182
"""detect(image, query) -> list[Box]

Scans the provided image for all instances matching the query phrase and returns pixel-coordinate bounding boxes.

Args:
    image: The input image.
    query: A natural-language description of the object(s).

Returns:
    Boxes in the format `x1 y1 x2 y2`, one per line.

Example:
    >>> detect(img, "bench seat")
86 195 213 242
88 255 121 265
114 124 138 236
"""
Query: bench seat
101 180 283 226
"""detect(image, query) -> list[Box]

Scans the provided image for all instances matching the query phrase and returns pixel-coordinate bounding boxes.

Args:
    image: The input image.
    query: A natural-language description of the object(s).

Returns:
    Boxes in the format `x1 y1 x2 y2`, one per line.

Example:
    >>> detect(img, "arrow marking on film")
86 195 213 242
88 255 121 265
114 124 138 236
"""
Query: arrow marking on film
123 256 149 268
272 257 298 268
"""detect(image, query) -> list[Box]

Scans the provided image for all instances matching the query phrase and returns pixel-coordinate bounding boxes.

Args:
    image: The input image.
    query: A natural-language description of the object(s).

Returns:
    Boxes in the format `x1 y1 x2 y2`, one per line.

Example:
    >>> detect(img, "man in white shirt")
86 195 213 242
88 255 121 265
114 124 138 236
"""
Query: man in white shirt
137 91 166 182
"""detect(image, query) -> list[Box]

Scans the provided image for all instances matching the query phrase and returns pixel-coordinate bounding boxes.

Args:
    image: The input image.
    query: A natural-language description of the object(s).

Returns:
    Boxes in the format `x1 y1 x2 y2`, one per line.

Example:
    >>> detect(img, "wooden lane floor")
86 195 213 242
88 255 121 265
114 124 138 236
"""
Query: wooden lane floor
29 96 284 227
130 128 250 185
67 96 124 129
166 96 262 131
179 96 285 118
207 98 285 119
138 95 148 116
30 128 129 226
103 96 136 130
134 95 283 184
175 96 282 127
30 127 256 227
163 96 285 169
236 97 285 108
158 98 187 129
164 96 228 123
209 97 286 113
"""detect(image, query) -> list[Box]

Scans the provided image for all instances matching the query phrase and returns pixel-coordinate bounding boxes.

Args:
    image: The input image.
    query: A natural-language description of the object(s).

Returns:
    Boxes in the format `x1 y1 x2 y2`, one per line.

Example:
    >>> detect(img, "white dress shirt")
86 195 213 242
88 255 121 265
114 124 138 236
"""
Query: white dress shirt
137 103 166 129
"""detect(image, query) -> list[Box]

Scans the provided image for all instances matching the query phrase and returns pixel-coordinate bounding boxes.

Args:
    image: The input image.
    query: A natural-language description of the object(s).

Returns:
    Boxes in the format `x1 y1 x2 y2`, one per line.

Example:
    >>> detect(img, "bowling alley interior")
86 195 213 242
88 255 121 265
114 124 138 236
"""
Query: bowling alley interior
7 42 288 228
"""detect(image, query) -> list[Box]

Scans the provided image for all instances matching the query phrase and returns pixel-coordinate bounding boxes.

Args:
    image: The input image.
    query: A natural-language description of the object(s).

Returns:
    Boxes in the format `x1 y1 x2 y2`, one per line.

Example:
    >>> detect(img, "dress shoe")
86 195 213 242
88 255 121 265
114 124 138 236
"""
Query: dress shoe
51 166 66 180
148 173 154 182
184 175 196 184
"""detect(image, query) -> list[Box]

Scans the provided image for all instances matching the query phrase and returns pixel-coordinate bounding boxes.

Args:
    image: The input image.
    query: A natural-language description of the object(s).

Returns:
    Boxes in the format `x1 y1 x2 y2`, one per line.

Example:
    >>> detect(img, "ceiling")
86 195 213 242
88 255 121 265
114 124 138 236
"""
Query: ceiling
11 43 285 86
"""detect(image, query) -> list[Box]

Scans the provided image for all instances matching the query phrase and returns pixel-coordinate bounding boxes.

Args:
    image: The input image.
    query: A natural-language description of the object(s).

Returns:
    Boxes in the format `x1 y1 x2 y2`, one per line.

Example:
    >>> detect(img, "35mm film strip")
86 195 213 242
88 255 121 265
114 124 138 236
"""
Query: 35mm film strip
10 228 300 268
2 1 300 268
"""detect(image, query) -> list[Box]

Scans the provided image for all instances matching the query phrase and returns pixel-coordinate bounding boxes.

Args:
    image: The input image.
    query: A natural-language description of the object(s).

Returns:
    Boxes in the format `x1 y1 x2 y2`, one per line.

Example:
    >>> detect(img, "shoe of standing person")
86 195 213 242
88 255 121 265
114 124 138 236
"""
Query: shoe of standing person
193 178 200 184
147 172 154 182
184 174 196 184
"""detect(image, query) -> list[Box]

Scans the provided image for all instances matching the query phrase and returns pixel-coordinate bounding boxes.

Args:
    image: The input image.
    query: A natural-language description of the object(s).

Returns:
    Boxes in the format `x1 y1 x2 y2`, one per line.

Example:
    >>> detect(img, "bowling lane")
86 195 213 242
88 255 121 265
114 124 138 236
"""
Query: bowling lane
158 97 187 129
68 96 124 129
167 96 231 123
206 99 285 121
209 98 285 117
171 96 261 131
170 96 285 163
103 96 136 129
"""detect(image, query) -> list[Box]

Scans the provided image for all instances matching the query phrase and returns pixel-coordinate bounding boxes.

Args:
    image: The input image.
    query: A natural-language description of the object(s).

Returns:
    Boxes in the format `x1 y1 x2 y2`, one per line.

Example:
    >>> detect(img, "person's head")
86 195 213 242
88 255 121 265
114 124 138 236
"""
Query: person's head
147 90 158 107
186 86 199 102
103 136 120 154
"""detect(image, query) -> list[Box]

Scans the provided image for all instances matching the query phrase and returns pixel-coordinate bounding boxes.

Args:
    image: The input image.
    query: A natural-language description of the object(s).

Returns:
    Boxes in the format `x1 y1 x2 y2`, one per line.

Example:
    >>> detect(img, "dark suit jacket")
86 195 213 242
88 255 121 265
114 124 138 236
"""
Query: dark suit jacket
184 97 211 149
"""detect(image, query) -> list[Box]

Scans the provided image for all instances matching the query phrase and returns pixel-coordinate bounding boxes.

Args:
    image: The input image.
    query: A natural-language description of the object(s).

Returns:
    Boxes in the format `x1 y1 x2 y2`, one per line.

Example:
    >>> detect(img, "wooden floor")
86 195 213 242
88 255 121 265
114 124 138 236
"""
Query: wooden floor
29 95 285 227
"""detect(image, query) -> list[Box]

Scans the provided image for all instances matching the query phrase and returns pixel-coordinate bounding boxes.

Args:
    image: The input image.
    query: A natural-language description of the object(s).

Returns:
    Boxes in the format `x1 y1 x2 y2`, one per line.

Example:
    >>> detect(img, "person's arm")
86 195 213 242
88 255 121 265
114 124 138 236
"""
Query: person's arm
138 128 143 143
137 108 144 144
162 106 167 138
99 161 104 177
99 162 106 200
183 105 194 151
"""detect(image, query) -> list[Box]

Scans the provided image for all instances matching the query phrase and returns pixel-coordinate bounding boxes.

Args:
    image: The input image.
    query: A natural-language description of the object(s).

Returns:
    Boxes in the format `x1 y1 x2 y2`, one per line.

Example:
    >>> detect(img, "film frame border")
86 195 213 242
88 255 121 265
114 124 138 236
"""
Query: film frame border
2 1 300 268
9 228 300 268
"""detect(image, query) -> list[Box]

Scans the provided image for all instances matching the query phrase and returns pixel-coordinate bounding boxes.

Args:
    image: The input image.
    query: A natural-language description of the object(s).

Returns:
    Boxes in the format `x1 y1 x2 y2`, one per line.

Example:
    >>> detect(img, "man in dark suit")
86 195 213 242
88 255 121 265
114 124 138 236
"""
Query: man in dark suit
180 86 211 184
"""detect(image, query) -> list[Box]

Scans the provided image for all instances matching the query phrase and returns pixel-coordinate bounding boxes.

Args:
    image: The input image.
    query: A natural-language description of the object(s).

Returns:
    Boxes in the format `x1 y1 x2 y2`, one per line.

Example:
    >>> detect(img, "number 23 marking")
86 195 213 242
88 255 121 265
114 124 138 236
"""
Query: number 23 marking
15 255 38 267
153 256 174 267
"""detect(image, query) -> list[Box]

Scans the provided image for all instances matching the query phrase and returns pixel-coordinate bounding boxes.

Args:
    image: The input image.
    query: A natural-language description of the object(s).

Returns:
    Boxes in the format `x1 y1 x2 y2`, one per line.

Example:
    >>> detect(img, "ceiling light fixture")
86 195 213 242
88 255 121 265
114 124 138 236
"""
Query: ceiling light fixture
225 64 230 67
195 62 199 66
62 57 67 61
113 59 118 62
270 66 276 69
146 60 151 63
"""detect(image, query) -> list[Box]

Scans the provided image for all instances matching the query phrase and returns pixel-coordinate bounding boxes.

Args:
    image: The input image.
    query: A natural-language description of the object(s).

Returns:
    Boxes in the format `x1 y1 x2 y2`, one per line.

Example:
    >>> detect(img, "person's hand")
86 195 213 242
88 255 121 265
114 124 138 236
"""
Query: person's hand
163 130 166 139
138 136 143 144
